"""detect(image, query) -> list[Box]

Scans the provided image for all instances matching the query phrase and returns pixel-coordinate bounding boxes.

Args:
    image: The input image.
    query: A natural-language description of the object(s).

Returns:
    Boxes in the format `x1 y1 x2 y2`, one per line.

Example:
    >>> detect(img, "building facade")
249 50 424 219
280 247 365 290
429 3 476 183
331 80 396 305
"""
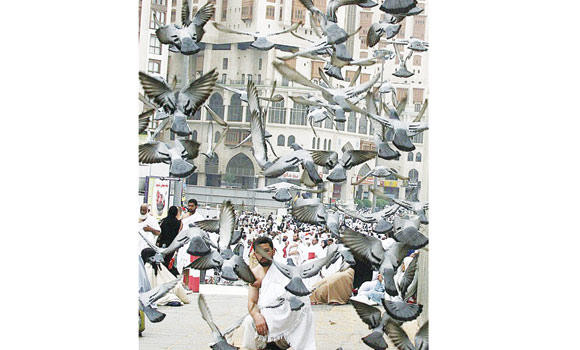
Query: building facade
139 0 429 210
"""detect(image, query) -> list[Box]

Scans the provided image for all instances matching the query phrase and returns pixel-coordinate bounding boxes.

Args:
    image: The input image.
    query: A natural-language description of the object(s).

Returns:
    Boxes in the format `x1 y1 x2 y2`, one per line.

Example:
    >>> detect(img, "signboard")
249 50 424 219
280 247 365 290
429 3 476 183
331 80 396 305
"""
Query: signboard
147 177 170 220
352 177 401 187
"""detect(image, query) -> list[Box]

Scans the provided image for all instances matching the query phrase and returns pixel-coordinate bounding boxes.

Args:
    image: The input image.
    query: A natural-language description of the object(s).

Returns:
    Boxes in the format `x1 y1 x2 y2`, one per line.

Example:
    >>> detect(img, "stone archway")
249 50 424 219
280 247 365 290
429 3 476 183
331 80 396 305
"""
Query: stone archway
224 153 256 189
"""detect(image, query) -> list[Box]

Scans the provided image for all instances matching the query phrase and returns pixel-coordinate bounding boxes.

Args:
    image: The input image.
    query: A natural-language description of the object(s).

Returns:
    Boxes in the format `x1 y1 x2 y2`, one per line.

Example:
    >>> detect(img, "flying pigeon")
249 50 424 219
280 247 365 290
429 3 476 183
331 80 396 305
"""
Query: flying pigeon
138 139 200 178
391 215 428 249
392 198 429 224
155 1 214 55
350 298 397 350
139 69 218 136
352 166 408 185
198 294 243 350
139 278 179 323
326 144 377 183
250 182 325 202
385 320 429 350
213 21 302 51
368 21 401 48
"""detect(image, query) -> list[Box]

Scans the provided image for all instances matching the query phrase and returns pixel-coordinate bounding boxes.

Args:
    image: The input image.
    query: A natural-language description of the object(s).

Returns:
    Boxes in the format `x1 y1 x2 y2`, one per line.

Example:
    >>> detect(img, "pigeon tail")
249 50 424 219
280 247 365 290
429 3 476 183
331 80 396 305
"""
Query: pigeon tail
324 65 344 80
384 300 423 322
171 115 192 136
169 159 196 178
392 129 415 152
288 296 305 311
334 108 346 122
303 161 323 184
418 210 428 224
374 219 393 234
361 330 388 350
327 165 347 183
382 267 399 297
377 142 401 160
285 277 311 296
180 36 201 55
210 340 239 350
273 188 293 202
220 265 239 281
142 304 166 323
187 237 212 256
393 226 429 249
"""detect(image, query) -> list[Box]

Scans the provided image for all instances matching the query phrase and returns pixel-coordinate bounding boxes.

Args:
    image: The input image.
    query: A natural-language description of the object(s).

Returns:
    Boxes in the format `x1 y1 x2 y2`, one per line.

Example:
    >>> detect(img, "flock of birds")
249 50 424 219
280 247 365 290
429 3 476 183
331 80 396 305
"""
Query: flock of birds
138 0 429 349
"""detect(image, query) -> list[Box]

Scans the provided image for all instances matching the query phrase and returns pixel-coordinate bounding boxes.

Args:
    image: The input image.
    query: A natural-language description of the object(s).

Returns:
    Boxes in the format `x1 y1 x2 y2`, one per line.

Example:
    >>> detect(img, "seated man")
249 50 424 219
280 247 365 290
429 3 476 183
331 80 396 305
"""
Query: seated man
241 236 316 350
355 274 386 305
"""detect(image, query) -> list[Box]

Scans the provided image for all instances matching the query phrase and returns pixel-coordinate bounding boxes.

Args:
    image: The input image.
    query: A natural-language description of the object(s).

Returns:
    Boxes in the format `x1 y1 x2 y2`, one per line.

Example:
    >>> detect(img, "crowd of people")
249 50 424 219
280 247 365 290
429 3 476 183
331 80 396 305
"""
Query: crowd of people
138 199 419 348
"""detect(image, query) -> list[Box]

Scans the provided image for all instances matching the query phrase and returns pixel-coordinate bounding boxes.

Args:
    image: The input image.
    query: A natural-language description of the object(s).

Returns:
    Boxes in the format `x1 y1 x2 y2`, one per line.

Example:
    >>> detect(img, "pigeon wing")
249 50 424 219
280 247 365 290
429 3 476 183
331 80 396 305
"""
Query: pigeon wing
272 259 296 280
139 72 174 108
232 256 256 284
198 294 222 336
139 110 153 134
204 104 228 127
192 2 215 29
292 203 324 225
340 227 384 267
181 0 191 26
212 22 254 37
414 321 429 350
196 219 220 233
267 21 302 37
179 139 201 159
345 150 377 167
181 68 218 116
299 245 338 278
139 142 169 164
273 61 327 93
350 299 382 329
310 150 338 167
385 320 415 350
140 278 179 306
218 201 236 250
398 254 418 299
162 228 191 256
189 250 223 270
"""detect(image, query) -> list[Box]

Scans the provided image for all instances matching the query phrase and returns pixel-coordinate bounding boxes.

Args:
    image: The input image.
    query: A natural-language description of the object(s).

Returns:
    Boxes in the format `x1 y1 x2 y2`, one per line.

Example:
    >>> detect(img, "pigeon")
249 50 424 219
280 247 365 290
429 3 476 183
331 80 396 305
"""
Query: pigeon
254 244 338 296
188 201 256 283
392 198 429 224
139 69 218 136
186 225 216 256
368 21 401 48
290 197 346 239
379 0 423 17
263 143 337 184
155 1 214 55
138 139 200 178
139 279 179 323
325 0 379 23
365 92 401 160
398 253 419 300
350 298 398 350
335 203 399 234
249 182 325 202
201 107 230 159
214 84 283 104
364 99 428 152
391 215 428 249
352 166 408 185
213 21 302 51
407 37 429 52
138 225 192 264
341 227 409 297
385 320 429 350
198 294 242 350
392 43 415 78
326 143 377 183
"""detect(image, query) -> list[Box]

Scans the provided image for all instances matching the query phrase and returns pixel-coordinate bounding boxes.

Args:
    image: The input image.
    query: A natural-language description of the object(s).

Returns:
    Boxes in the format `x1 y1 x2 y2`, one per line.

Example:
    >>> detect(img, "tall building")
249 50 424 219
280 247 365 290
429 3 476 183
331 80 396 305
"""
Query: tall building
139 0 429 212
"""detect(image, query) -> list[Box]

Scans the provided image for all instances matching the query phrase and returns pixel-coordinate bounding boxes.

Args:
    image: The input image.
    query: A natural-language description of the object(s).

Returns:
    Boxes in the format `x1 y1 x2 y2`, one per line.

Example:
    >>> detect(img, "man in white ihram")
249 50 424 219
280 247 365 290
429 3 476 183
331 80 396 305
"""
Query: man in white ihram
241 236 316 350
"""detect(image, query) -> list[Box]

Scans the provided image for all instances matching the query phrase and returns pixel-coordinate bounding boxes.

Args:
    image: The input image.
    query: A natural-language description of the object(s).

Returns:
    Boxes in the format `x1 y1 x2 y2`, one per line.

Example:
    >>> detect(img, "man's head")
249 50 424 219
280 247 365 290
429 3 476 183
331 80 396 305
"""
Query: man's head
312 237 319 245
293 233 299 241
377 273 383 282
187 198 198 214
253 236 275 267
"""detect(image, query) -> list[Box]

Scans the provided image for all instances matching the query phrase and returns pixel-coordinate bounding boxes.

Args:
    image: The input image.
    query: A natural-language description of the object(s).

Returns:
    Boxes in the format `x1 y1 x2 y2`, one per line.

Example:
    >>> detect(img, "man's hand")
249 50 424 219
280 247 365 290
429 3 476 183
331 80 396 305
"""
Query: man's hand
253 313 268 336
143 225 154 232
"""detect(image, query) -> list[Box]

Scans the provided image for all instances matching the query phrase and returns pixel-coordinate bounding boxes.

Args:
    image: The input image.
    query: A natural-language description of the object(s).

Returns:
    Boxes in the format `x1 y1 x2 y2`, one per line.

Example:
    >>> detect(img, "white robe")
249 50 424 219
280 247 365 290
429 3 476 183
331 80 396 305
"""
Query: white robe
242 264 316 350
175 212 204 272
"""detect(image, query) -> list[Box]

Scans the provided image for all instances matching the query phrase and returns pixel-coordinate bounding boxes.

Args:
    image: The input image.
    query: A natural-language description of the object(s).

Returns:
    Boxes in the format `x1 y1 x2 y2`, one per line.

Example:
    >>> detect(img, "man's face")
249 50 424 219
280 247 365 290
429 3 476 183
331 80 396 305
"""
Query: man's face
188 202 197 214
139 205 148 216
254 243 275 267
293 234 298 241
312 238 318 245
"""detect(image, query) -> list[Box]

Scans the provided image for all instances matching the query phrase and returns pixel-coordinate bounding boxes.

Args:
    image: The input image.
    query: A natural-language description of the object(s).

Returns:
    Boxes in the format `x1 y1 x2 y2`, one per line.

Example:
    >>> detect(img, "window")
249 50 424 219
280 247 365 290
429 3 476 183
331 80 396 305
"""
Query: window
221 74 227 83
171 9 176 23
221 0 228 21
222 58 228 69
324 116 333 129
191 130 198 141
416 152 422 162
290 103 308 125
312 137 316 149
241 74 245 83
317 138 320 149
248 74 253 82
148 59 161 74
413 16 426 40
336 121 345 131
149 35 161 55
258 58 263 70
215 131 221 143
208 93 224 120
415 103 422 112
328 139 331 150
323 139 327 150
266 6 275 19
287 135 295 146
257 74 261 84
410 133 423 144
228 94 243 122
347 112 357 133
279 6 283 20
150 10 166 29
407 152 414 161
277 135 285 146
268 99 286 124
152 0 166 4
358 115 368 134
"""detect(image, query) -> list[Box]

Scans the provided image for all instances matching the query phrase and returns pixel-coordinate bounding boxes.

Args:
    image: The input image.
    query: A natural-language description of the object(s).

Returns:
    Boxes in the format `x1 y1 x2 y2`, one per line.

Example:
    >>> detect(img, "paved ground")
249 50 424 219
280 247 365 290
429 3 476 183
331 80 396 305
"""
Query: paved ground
139 284 419 350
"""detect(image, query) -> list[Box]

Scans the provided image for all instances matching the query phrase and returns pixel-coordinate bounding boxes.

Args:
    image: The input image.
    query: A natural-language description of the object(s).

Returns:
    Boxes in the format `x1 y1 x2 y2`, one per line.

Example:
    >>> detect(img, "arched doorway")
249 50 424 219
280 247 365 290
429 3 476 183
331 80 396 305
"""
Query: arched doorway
205 154 221 187
225 153 256 189
355 164 372 202
406 169 420 201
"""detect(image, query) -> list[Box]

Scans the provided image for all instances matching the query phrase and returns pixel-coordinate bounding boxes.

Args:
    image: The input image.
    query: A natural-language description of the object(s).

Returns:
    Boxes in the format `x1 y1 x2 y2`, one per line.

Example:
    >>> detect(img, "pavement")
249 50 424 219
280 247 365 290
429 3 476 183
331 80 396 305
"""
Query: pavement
139 284 419 350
